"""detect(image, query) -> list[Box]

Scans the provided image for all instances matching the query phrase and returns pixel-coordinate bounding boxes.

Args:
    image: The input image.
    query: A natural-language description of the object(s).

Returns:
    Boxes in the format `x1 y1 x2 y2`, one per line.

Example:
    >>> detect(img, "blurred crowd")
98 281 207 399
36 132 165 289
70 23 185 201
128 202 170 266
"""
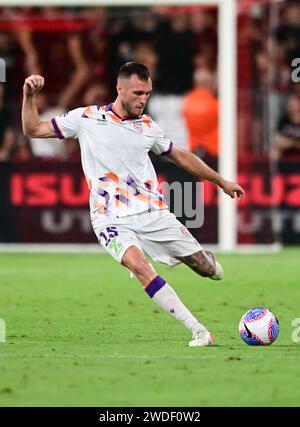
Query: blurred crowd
0 1 300 163
239 0 300 159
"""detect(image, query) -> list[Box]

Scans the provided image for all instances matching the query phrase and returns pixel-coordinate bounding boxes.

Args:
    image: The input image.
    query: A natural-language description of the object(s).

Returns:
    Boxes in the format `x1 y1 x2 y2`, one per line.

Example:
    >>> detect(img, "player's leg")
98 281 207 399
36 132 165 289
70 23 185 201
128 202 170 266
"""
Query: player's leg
136 210 223 281
176 250 224 281
132 210 224 345
121 245 156 285
121 246 213 346
95 220 213 346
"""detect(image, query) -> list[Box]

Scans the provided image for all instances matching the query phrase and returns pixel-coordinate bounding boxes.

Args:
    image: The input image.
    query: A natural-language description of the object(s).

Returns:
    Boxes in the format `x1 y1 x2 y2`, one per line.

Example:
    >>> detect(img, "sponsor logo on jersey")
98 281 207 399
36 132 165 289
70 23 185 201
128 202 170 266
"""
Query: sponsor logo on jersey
97 114 108 125
108 239 123 255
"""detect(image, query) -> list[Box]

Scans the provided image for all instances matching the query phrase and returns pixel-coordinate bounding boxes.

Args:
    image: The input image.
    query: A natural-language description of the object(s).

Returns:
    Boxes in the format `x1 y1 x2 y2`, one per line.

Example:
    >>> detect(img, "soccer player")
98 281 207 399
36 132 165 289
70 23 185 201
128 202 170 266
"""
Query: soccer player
22 62 245 347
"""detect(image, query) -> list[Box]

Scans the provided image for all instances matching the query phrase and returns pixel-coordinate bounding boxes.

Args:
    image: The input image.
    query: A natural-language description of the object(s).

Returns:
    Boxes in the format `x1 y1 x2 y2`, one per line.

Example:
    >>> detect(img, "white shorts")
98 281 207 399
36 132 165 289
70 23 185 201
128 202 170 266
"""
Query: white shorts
93 209 202 266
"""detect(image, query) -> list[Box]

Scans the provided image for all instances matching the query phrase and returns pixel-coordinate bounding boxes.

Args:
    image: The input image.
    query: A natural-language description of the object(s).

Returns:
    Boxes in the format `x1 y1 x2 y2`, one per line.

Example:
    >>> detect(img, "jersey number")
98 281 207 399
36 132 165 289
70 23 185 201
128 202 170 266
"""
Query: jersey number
99 226 119 247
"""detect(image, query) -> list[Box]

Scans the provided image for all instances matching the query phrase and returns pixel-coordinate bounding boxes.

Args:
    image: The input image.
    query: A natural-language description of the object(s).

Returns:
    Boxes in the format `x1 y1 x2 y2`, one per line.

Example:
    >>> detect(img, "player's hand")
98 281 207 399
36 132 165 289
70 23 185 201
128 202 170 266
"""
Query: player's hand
221 179 245 199
23 75 45 97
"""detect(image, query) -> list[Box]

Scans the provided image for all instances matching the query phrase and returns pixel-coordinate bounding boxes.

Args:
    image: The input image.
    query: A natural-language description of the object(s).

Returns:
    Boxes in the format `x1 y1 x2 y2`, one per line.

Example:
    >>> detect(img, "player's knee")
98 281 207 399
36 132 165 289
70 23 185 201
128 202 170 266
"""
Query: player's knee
123 257 145 275
126 259 154 283
203 252 224 280
201 263 216 278
212 260 224 280
121 248 154 280
200 250 217 277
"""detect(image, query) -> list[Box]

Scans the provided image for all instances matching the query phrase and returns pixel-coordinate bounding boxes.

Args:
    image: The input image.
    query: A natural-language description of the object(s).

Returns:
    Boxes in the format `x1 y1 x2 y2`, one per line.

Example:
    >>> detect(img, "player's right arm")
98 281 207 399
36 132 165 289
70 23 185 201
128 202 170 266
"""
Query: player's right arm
22 74 56 138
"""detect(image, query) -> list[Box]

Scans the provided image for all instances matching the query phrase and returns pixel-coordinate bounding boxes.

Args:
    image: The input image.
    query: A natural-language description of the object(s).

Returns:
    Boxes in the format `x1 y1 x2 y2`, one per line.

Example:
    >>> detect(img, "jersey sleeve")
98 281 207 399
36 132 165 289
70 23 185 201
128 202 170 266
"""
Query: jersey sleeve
150 122 173 156
51 108 84 139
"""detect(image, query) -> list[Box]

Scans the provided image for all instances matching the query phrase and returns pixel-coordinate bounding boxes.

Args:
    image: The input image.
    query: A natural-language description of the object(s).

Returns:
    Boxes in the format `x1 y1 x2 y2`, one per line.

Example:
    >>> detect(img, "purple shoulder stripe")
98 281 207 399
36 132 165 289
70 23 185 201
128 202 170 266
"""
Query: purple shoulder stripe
51 118 64 139
161 141 173 156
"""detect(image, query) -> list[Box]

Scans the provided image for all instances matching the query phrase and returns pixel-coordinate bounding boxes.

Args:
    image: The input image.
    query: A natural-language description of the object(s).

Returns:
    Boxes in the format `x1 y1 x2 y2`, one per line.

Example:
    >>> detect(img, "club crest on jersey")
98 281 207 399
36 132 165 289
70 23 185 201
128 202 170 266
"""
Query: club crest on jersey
133 121 143 133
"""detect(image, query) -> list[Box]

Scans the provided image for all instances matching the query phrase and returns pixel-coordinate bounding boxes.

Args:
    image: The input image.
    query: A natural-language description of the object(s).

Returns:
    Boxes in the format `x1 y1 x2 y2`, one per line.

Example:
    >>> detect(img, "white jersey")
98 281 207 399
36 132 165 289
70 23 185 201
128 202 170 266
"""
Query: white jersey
52 104 173 221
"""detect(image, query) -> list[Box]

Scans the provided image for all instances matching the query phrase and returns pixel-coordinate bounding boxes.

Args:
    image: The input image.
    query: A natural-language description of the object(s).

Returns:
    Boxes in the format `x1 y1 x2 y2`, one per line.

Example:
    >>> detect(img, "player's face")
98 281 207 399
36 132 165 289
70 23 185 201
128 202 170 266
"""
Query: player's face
118 74 152 117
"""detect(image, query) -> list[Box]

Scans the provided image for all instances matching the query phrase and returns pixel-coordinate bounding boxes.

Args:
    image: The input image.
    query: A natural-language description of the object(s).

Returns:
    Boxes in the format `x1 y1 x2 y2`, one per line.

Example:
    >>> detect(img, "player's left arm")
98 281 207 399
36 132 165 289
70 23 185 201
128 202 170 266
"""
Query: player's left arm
167 145 245 199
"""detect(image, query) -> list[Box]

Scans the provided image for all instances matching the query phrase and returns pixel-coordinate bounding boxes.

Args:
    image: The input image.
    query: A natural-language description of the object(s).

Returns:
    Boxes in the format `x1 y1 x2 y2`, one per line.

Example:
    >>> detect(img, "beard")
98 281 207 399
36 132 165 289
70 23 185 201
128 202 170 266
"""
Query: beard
121 100 144 118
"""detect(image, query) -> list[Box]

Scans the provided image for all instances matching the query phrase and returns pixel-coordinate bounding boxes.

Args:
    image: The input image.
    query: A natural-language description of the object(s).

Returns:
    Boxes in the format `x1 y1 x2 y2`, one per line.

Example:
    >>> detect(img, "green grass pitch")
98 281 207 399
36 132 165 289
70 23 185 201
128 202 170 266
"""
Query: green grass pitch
0 248 300 407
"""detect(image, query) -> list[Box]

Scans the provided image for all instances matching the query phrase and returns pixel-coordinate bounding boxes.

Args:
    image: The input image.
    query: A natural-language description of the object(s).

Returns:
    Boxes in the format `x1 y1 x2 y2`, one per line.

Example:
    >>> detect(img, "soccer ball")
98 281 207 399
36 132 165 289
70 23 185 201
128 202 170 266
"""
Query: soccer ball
239 307 279 346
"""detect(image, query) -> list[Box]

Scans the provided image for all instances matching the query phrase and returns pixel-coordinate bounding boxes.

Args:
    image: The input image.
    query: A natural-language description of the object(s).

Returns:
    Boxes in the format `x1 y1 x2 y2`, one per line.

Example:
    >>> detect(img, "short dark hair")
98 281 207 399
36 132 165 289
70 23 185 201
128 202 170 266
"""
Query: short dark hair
118 62 151 81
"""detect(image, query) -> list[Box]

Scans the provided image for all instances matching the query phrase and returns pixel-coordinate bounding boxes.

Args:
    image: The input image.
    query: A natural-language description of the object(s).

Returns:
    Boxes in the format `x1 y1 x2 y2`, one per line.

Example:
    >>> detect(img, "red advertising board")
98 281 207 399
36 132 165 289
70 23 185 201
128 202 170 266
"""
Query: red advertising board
0 157 299 244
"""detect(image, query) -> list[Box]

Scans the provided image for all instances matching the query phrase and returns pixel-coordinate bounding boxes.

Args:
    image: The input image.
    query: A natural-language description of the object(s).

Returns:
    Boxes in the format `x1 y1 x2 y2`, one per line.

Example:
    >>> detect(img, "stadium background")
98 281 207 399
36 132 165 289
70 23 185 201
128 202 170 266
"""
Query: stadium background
1 0 300 247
